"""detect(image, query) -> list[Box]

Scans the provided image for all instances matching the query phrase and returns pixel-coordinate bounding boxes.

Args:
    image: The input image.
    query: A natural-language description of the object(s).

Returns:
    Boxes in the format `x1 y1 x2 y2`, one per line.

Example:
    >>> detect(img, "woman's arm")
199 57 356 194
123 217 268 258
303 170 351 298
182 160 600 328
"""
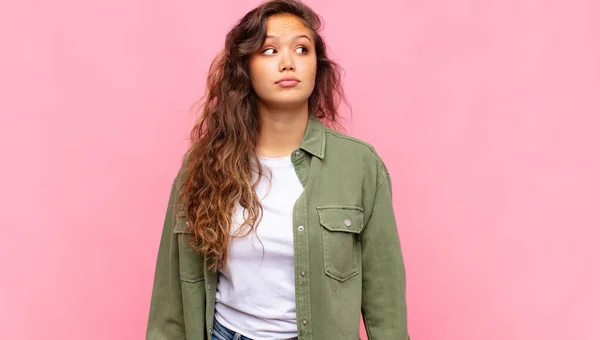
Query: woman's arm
361 160 410 339
146 176 186 340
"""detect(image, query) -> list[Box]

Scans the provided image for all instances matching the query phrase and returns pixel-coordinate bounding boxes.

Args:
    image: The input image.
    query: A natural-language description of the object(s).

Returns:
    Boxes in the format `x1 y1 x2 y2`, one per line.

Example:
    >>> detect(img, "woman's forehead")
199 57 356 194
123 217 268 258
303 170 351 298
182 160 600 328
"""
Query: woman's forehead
265 14 311 39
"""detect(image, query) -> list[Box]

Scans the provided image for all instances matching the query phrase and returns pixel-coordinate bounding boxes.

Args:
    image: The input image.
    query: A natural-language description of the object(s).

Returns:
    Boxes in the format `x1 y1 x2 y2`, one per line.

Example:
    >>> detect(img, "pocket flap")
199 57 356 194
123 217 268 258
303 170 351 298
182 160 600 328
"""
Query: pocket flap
316 206 364 234
173 210 190 234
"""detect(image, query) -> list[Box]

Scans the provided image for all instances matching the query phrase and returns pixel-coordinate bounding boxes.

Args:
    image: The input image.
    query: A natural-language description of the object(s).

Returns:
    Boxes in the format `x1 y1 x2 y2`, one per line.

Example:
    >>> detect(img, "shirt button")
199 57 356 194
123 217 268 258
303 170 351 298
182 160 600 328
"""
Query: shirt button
207 283 211 290
344 219 352 227
186 221 189 226
295 151 301 156
300 271 306 278
298 225 304 231
302 320 308 326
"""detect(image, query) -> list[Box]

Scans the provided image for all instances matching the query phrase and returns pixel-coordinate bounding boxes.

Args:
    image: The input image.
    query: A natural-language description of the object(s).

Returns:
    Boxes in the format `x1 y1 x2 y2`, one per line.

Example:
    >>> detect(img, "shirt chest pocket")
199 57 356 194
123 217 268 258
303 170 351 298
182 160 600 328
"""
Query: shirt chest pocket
316 206 364 282
173 216 205 283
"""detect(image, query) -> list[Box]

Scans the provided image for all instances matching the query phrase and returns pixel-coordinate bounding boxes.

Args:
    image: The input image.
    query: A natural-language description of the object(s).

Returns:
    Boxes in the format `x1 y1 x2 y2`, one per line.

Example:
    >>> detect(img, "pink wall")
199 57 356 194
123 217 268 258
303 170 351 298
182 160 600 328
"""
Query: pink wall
1 0 598 339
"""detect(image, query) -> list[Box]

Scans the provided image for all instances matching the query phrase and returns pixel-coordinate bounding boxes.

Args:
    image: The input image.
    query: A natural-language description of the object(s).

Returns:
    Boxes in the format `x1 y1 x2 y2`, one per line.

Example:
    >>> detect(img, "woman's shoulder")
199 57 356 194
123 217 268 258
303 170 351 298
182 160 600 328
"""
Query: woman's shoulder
323 127 384 161
323 126 390 180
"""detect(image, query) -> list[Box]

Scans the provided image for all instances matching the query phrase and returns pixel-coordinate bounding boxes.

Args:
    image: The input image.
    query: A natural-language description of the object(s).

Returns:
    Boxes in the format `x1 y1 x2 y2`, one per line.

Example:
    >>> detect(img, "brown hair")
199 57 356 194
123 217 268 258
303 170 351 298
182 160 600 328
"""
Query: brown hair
178 0 347 271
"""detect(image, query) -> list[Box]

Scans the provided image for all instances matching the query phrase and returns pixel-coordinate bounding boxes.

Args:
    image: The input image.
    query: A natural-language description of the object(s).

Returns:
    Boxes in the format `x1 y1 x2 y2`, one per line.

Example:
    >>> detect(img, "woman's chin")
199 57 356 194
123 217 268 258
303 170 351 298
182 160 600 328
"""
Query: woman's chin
260 97 310 110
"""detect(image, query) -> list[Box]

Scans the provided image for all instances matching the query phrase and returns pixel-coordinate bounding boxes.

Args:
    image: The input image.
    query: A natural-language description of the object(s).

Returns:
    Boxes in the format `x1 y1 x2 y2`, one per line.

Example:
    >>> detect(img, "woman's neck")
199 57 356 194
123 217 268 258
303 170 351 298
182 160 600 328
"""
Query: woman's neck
256 104 309 158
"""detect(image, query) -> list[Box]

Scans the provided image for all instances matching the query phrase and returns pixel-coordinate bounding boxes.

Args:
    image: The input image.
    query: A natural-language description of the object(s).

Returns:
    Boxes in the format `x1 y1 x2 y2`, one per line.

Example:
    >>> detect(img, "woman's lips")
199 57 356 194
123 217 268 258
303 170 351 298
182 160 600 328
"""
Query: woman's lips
277 79 300 87
276 77 300 87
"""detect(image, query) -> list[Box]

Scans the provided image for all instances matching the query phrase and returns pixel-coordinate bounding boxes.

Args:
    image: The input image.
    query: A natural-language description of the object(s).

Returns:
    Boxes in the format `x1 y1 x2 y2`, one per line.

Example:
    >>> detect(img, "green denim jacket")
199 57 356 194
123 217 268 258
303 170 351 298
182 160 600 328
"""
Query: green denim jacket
146 115 409 340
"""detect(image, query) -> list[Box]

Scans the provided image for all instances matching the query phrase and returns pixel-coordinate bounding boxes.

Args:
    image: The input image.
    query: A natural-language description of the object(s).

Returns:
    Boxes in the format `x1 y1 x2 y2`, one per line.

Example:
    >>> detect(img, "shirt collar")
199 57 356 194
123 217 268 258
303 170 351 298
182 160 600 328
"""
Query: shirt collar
298 114 326 159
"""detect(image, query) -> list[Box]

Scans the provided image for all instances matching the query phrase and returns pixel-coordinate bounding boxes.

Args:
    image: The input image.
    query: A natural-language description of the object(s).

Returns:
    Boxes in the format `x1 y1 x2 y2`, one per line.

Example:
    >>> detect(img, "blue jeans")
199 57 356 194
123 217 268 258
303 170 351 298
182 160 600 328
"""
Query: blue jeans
211 318 299 340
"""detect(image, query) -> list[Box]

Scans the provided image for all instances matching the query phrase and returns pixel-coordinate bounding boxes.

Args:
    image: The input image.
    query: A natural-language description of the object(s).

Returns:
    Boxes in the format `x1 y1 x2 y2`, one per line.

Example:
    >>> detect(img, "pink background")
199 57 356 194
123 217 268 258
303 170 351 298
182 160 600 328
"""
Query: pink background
1 0 599 339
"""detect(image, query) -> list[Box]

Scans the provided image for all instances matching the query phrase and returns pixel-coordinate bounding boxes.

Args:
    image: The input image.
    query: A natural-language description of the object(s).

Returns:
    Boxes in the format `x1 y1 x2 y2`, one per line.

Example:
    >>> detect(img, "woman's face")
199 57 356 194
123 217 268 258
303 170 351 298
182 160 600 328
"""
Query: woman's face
249 13 317 110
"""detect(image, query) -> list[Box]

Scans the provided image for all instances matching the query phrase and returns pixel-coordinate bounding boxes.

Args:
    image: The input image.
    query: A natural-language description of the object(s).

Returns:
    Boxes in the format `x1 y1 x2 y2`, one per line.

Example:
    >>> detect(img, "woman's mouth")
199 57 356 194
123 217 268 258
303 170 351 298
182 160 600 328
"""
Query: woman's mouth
276 77 300 87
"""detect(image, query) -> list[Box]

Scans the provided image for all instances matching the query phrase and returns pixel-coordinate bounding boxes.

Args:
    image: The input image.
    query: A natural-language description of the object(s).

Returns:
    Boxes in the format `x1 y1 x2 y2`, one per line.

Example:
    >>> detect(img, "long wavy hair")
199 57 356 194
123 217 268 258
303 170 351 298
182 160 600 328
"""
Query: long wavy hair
178 0 347 271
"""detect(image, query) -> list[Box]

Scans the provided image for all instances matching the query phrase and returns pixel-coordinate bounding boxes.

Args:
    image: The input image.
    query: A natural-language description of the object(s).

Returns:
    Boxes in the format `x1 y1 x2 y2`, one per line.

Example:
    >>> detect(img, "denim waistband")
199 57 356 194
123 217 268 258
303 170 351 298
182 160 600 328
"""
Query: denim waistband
212 318 299 340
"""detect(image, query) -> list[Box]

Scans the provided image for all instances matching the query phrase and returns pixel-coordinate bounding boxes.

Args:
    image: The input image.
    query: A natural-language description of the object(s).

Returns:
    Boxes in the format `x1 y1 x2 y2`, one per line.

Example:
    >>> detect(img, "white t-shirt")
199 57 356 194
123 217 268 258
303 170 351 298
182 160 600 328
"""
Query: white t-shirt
214 154 303 339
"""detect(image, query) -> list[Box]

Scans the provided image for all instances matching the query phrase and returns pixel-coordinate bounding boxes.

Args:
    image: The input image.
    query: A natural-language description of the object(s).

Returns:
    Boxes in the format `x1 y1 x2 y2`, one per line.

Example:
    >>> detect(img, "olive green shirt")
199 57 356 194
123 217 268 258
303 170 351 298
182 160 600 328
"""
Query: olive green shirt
146 115 409 339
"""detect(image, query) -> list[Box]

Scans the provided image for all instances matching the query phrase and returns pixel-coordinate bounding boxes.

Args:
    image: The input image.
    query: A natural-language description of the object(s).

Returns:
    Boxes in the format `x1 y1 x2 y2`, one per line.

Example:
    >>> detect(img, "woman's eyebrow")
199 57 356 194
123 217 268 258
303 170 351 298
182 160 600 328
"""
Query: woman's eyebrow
265 34 312 42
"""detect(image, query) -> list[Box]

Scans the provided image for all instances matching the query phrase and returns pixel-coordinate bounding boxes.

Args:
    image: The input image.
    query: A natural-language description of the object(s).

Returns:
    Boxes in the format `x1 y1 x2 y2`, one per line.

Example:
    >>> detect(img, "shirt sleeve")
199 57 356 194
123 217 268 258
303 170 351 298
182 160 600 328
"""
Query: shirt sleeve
361 159 410 339
146 175 187 340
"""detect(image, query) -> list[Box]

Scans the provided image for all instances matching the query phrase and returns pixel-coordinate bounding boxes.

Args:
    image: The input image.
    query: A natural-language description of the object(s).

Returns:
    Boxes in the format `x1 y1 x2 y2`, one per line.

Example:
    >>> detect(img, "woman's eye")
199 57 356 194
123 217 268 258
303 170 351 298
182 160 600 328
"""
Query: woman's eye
295 46 308 54
261 47 307 55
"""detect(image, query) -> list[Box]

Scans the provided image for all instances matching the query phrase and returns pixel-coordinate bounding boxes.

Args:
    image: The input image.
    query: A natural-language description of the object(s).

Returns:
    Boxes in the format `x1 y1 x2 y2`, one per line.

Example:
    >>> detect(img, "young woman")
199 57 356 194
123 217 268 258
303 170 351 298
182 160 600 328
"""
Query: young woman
146 0 409 339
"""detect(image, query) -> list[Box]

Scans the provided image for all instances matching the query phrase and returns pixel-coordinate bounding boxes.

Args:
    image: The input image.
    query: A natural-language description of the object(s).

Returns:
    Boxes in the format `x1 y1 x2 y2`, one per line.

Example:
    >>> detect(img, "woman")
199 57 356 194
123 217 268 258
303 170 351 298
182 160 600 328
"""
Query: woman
146 0 409 339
